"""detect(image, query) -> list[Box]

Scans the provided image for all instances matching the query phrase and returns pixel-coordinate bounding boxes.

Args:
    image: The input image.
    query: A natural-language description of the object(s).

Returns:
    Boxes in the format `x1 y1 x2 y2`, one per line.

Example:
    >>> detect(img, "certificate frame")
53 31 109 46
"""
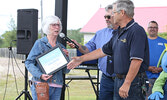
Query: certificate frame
36 44 69 75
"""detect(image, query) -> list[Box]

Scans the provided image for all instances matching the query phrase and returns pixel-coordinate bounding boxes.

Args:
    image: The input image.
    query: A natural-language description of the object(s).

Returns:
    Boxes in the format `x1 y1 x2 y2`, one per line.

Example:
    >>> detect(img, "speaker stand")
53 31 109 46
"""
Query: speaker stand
15 55 32 100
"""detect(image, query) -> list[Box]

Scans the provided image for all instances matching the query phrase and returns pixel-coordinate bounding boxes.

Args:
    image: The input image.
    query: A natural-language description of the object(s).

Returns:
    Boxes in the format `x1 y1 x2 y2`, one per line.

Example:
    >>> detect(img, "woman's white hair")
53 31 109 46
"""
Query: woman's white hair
42 15 62 35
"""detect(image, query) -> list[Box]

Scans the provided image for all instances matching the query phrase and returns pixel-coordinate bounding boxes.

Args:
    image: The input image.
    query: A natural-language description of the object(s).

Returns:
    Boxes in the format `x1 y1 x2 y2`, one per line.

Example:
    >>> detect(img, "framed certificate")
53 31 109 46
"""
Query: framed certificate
36 44 69 75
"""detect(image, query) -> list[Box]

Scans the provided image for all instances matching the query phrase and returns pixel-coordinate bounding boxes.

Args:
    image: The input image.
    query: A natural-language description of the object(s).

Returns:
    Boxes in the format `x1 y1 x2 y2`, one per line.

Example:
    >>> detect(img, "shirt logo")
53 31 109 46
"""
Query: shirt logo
158 43 163 46
121 39 126 43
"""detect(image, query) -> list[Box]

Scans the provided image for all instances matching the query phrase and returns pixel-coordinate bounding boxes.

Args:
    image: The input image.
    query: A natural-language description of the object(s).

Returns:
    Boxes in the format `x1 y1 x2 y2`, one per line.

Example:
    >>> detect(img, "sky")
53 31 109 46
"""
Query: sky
0 0 167 36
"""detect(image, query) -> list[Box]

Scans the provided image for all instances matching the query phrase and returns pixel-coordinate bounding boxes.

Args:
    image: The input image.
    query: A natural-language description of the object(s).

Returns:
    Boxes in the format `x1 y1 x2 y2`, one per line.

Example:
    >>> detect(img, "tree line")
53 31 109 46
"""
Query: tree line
0 18 167 48
0 18 84 48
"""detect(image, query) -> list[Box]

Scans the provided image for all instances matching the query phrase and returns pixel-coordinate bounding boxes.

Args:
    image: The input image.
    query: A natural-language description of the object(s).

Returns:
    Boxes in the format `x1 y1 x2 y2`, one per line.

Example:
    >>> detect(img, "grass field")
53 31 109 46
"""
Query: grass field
0 57 98 100
65 69 98 100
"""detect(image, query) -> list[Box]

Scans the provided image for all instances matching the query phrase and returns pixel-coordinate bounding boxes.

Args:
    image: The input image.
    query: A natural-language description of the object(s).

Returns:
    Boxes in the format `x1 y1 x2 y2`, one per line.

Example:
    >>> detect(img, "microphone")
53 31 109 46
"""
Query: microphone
59 33 79 49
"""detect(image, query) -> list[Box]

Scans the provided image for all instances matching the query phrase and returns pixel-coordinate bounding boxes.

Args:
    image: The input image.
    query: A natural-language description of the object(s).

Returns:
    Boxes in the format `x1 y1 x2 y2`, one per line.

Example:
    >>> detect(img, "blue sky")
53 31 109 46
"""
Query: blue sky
0 0 167 36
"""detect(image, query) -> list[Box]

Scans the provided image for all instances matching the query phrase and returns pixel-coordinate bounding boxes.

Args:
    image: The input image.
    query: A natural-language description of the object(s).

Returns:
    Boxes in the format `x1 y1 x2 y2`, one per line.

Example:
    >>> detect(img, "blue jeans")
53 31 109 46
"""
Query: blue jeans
99 73 114 100
30 82 62 100
114 75 145 100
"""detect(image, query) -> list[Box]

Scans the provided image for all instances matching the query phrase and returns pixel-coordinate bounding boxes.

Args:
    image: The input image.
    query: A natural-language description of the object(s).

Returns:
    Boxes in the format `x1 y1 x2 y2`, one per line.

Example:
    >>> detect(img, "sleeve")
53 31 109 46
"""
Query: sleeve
129 27 147 61
152 71 167 94
25 40 43 79
102 34 114 56
85 34 97 52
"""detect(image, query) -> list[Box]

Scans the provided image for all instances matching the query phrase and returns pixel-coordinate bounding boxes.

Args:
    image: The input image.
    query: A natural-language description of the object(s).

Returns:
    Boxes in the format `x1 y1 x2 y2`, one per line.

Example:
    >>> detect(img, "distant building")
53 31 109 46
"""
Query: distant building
80 7 167 43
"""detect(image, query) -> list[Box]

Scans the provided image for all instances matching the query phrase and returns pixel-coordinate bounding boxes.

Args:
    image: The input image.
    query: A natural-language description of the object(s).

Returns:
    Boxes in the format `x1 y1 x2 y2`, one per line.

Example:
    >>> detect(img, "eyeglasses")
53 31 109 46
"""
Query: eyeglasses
112 11 117 15
148 27 158 29
51 24 60 27
112 10 121 15
104 15 111 19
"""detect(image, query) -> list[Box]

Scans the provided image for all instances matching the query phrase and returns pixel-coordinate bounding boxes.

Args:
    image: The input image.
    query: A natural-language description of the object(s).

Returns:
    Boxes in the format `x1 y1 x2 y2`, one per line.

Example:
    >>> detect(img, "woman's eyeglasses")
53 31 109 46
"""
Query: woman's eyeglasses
51 24 60 27
104 15 111 19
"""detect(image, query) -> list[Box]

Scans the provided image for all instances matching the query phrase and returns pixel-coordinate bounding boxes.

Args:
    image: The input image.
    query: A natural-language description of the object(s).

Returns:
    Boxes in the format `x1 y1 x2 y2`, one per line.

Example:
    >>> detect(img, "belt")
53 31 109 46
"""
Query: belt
103 73 115 80
116 74 126 79
116 72 145 79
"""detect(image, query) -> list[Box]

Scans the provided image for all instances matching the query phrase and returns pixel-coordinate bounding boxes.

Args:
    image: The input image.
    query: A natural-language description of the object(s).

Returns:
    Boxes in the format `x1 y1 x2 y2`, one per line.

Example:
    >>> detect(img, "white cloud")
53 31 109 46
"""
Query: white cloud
67 0 101 29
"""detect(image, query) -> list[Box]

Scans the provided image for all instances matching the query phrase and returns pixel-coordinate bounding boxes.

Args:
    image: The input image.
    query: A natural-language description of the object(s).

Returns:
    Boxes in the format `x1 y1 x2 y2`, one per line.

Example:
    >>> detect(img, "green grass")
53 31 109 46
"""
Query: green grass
65 69 98 100
0 69 98 100
65 80 96 100
0 74 25 100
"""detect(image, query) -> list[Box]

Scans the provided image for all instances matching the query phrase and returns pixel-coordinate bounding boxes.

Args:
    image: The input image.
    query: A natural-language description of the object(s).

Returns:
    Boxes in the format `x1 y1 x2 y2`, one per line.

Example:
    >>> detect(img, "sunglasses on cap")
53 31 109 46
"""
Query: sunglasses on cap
104 15 111 19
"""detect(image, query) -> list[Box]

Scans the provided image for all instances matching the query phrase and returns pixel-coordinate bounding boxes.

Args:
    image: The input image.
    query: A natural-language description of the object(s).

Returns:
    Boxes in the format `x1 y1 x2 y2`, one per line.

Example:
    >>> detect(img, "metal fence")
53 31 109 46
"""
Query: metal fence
0 48 76 60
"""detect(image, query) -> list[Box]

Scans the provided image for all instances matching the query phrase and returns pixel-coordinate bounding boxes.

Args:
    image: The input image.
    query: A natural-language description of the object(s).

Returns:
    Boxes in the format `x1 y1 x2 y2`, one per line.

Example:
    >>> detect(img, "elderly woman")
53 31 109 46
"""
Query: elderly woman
25 15 70 100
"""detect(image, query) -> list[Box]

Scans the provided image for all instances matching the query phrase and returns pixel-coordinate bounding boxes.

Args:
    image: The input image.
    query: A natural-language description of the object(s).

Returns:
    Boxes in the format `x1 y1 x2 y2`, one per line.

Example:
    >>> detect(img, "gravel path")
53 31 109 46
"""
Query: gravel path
0 57 28 78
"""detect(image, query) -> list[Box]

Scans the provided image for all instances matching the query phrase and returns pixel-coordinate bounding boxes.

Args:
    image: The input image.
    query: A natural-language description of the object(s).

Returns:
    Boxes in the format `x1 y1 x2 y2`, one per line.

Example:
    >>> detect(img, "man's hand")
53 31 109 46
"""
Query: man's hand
148 66 161 73
148 66 156 72
152 68 159 73
151 67 162 73
157 67 163 73
67 56 83 69
40 74 52 81
67 40 80 49
119 59 142 99
119 81 130 99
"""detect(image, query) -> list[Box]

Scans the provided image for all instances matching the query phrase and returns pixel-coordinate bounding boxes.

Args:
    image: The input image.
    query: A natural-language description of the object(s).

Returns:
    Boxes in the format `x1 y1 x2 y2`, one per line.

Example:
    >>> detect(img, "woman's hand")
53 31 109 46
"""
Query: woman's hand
40 74 53 81
62 48 69 57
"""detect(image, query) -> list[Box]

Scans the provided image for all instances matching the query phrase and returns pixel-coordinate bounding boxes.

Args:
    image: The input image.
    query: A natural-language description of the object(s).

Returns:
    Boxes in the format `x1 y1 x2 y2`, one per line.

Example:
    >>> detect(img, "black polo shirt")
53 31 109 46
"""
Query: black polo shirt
102 19 149 75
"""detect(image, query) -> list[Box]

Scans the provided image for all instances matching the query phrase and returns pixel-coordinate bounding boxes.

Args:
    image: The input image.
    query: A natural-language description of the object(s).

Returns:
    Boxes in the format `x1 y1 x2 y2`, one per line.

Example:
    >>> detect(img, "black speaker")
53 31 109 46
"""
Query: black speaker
17 9 38 54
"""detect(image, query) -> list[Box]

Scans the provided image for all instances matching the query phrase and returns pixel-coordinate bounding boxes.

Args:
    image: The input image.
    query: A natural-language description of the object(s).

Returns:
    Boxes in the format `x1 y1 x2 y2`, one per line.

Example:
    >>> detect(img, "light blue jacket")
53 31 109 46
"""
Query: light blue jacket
25 36 70 85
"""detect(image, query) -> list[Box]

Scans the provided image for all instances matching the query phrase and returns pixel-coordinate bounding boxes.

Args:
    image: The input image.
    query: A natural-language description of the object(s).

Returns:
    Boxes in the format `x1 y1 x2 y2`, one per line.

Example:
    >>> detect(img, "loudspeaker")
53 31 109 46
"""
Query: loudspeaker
17 9 38 54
